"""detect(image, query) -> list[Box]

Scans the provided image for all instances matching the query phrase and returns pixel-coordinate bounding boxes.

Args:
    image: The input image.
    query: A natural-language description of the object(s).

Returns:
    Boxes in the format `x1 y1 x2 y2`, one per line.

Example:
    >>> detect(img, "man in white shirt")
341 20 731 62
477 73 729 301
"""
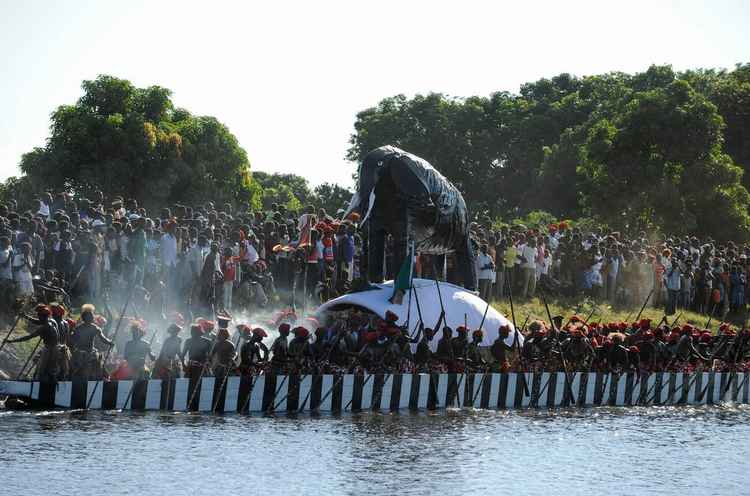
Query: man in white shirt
476 244 495 301
519 238 538 298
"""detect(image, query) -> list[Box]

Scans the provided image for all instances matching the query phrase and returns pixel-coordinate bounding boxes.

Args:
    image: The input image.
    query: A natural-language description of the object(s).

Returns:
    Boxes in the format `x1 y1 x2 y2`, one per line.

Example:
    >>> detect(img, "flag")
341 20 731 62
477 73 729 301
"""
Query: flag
389 242 415 305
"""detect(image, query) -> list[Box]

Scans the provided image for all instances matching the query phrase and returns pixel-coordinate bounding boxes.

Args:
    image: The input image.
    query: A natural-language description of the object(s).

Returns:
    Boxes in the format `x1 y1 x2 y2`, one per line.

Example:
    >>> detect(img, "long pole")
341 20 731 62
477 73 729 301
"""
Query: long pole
16 339 41 379
634 289 654 323
122 327 160 410
86 283 136 409
540 289 576 404
0 313 23 356
506 268 529 396
212 330 243 412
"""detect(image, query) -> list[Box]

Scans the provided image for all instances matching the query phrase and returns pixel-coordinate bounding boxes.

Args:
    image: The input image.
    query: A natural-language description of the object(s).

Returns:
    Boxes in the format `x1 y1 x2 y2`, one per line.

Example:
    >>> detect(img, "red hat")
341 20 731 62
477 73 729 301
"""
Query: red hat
35 304 51 316
95 315 107 328
628 346 640 354
50 304 66 318
499 325 510 336
364 330 379 343
384 310 399 323
278 323 291 335
66 318 77 328
643 331 654 340
472 329 484 339
700 333 712 343
236 324 251 334
292 326 309 339
570 315 582 323
456 326 468 334
570 328 582 337
252 327 268 338
639 319 651 330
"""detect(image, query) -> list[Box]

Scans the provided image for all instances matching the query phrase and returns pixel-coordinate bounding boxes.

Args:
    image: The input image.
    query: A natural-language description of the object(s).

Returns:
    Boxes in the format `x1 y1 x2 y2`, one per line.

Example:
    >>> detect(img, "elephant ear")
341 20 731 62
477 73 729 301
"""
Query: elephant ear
389 151 457 217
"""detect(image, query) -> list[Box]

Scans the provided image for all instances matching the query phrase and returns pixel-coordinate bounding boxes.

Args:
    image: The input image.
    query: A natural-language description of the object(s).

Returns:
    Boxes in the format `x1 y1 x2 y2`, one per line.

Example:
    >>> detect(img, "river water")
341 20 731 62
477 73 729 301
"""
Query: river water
1 405 748 496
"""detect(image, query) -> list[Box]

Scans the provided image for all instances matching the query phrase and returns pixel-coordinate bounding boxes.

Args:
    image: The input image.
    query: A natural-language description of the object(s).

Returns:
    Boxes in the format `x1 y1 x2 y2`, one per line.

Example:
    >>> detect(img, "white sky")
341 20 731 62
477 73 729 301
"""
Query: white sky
1 0 748 189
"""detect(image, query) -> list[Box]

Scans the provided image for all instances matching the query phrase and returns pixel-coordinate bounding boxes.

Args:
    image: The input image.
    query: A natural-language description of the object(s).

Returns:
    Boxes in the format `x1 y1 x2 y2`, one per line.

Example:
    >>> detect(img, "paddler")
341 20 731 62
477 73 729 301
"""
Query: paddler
123 322 155 380
210 327 237 378
490 325 512 372
414 328 434 372
6 304 63 382
270 323 290 374
435 326 455 371
181 324 212 380
69 304 113 380
238 326 269 375
288 326 311 373
467 329 486 370
154 323 183 379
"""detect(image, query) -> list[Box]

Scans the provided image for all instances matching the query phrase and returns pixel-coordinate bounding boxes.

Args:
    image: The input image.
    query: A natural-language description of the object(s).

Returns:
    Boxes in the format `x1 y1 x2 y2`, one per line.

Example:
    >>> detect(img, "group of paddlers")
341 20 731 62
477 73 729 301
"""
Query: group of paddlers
4 299 750 384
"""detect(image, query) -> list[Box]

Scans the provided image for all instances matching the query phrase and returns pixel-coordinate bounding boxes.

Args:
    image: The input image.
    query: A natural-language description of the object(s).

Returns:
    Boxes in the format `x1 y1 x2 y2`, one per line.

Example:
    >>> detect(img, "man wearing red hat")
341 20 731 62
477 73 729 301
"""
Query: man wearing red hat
467 330 486 369
238 326 269 375
490 326 513 372
288 327 311 372
562 327 594 371
435 327 455 370
6 304 64 381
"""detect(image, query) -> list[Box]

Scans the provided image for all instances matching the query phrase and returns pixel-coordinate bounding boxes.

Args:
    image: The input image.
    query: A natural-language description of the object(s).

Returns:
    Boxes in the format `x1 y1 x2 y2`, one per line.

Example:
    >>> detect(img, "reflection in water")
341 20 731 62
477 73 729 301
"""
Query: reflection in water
1 406 748 496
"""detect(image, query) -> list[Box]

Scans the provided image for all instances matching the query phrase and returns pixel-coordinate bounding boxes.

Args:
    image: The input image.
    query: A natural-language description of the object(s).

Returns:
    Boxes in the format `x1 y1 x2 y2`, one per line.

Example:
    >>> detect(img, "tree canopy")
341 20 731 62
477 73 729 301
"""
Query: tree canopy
15 75 260 209
348 64 750 241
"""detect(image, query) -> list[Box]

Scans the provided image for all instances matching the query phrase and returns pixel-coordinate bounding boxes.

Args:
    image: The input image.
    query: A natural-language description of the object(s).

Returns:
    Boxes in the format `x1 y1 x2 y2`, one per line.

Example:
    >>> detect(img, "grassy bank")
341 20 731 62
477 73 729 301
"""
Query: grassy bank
491 296 719 331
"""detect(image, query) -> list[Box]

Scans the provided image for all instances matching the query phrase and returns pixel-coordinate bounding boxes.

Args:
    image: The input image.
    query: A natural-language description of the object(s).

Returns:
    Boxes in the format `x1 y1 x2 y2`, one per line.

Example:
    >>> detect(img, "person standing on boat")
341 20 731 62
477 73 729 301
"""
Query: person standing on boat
238 326 268 375
6 304 63 381
211 327 237 378
69 304 113 379
181 324 212 380
269 323 290 374
287 326 311 373
414 328 434 372
490 325 513 372
123 323 155 380
154 324 183 379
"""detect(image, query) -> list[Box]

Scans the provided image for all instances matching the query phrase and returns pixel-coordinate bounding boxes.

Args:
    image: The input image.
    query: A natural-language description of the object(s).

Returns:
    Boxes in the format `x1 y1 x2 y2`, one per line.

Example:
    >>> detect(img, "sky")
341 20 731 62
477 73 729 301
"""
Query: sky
0 0 748 189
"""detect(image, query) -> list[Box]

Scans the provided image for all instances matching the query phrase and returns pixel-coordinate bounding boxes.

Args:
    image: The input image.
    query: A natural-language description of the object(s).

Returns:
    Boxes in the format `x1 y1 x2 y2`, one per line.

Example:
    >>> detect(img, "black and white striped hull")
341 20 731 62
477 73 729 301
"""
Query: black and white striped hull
1 372 748 413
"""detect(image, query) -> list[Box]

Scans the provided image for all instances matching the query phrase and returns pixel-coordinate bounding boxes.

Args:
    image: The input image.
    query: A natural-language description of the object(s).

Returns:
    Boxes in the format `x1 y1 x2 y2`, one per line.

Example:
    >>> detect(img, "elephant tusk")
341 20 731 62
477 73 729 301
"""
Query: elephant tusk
360 190 377 224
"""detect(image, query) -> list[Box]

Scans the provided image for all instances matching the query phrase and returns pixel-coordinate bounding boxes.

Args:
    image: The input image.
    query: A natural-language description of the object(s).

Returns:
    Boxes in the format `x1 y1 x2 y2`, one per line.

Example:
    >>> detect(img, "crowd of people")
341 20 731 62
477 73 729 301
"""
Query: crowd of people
2 190 750 386
469 222 750 320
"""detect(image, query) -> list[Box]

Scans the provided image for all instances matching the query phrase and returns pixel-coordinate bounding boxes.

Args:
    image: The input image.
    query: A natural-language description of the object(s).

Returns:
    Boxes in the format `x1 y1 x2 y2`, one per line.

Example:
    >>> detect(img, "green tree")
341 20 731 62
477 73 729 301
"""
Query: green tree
16 74 261 210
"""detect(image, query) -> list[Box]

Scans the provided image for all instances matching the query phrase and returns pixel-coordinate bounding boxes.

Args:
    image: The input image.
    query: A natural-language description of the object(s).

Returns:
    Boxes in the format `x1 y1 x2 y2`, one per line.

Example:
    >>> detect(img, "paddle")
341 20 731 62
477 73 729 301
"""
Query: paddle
0 313 23 356
122 327 160 410
506 268 529 397
540 289 576 405
86 283 137 410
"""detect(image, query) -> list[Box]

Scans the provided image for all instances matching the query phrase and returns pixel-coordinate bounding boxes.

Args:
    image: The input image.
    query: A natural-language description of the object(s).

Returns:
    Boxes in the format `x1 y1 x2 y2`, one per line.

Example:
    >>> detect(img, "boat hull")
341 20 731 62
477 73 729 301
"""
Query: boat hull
1 372 747 412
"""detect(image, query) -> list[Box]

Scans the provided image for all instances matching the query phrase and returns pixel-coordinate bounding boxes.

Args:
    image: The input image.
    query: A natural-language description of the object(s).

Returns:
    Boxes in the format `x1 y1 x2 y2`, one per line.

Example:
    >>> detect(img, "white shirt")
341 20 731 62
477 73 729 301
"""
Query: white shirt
476 252 495 280
520 245 537 268
0 248 12 280
160 233 178 267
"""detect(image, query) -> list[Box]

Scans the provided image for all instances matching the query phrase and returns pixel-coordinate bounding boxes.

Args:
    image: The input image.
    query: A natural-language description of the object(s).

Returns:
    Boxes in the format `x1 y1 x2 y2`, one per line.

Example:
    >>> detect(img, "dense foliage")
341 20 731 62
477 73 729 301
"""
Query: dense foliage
3 75 353 215
9 75 258 209
348 64 750 241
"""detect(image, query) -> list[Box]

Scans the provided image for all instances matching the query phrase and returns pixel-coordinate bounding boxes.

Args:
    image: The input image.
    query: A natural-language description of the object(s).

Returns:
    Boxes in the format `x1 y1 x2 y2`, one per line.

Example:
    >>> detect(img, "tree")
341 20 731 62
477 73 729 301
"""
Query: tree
313 182 352 216
15 74 261 210
348 64 750 241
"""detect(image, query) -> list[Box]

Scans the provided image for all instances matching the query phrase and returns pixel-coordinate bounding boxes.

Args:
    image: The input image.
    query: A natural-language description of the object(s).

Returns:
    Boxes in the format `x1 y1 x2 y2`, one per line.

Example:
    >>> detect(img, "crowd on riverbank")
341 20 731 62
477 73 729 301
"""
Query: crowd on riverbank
2 190 750 384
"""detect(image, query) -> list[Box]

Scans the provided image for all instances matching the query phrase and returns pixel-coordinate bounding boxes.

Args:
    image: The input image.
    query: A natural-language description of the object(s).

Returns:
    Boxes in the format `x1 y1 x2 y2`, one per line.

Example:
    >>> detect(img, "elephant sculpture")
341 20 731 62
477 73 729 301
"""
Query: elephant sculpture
343 145 476 290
